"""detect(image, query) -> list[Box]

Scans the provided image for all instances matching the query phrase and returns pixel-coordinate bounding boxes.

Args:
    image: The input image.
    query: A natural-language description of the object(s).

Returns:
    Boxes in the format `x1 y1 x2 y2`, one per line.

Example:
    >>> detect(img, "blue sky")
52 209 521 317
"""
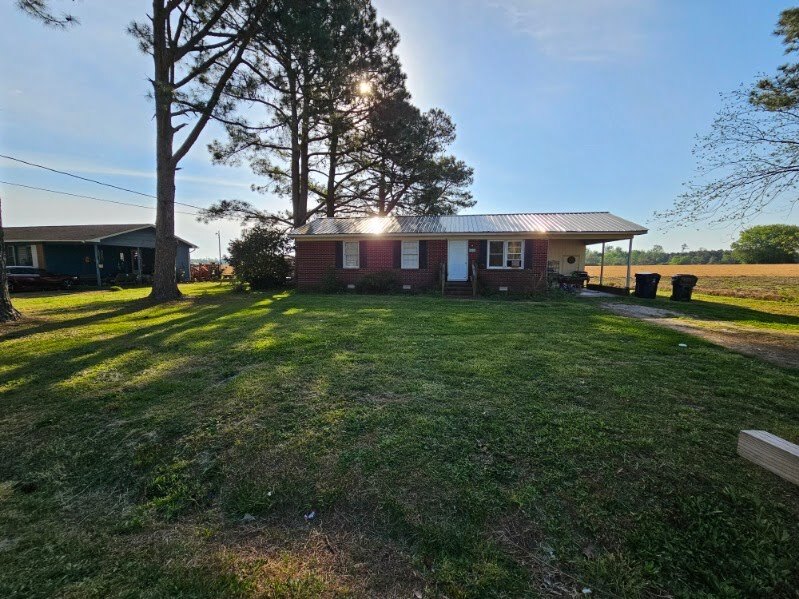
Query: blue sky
1 0 797 256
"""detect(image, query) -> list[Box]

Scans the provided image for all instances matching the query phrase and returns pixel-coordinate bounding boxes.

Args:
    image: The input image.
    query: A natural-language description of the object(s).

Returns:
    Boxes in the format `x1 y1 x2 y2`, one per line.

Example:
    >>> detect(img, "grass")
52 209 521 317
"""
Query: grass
585 264 799 302
1 283 798 597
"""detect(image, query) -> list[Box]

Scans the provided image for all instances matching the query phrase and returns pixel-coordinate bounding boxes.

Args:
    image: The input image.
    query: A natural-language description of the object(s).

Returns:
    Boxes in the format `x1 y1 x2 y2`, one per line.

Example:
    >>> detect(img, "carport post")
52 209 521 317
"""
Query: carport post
599 242 605 285
136 246 142 281
625 237 633 290
93 244 102 288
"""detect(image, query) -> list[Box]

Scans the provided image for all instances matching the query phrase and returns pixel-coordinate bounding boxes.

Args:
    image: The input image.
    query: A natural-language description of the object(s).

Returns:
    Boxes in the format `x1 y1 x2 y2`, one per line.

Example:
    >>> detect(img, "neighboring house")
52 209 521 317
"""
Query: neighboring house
3 224 196 286
290 212 647 293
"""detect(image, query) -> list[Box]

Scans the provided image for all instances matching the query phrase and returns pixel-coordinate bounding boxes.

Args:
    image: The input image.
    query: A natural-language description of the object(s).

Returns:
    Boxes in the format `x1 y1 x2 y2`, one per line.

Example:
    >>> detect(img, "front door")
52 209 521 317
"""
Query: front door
560 254 580 275
447 239 469 281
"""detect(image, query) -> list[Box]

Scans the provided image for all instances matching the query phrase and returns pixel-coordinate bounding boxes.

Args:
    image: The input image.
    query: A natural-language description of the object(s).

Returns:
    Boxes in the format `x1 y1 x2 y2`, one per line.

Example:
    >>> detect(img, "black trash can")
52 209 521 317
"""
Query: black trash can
670 274 698 301
634 272 661 299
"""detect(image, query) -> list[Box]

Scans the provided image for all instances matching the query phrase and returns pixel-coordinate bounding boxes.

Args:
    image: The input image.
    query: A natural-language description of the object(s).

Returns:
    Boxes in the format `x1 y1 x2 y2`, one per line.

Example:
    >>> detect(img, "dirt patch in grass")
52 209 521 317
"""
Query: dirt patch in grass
602 302 799 369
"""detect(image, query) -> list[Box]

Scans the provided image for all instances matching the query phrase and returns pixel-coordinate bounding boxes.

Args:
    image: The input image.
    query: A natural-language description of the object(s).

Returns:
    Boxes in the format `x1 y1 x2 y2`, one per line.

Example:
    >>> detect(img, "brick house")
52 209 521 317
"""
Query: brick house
290 212 647 294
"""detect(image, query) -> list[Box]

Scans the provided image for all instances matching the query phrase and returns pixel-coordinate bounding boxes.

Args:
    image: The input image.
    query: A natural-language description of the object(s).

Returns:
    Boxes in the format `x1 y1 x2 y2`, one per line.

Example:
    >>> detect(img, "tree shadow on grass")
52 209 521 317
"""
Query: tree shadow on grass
608 294 799 328
3 290 799 598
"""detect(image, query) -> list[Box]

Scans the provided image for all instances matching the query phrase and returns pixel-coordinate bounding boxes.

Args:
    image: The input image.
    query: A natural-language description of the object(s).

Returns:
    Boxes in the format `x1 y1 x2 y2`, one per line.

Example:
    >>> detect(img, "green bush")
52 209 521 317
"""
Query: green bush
228 224 292 291
354 270 401 294
320 267 345 293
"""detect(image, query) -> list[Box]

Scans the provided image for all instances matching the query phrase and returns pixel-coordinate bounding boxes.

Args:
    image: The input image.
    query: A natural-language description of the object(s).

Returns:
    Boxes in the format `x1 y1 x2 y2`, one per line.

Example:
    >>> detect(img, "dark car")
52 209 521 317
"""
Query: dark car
6 266 79 292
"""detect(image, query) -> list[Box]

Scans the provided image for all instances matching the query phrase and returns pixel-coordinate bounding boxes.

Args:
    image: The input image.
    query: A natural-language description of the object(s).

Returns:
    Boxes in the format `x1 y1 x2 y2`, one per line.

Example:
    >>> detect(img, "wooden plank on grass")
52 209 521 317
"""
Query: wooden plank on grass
737 430 799 486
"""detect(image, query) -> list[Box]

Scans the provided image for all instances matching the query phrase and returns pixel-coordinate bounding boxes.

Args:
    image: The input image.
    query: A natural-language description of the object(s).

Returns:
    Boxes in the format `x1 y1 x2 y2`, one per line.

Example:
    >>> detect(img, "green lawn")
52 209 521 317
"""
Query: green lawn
1 284 798 598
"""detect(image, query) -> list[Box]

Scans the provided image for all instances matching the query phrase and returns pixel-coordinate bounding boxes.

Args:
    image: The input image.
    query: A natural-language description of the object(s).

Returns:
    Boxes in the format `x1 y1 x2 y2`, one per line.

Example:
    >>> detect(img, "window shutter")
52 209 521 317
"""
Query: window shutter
478 240 487 268
393 240 402 269
524 239 534 269
359 240 367 269
335 241 343 269
419 240 428 269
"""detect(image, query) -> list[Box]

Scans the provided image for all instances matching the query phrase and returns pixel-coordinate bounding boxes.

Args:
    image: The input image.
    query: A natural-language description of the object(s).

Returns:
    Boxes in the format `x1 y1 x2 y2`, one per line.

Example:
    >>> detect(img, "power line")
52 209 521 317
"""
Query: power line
0 180 200 216
0 154 205 210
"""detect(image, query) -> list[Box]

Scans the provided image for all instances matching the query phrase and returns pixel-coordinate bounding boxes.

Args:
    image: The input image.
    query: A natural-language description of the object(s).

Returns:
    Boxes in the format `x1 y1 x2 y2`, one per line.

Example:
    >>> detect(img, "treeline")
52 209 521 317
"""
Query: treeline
586 245 739 266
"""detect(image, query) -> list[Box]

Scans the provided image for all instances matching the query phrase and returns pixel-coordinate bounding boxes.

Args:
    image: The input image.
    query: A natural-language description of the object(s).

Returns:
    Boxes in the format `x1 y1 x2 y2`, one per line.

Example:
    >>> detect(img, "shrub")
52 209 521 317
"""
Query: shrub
354 270 401 294
228 224 292 291
320 267 345 293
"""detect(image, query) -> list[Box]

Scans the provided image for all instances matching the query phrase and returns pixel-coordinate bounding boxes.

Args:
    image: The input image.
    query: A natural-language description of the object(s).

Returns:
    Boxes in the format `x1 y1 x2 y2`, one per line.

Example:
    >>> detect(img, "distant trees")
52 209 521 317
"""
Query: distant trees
585 245 738 266
228 224 292 290
663 8 799 225
732 224 799 263
201 0 473 228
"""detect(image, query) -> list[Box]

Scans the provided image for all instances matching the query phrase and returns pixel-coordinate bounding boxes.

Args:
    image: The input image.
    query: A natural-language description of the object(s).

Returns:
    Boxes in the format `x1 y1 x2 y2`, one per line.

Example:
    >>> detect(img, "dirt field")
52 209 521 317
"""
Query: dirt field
585 263 799 302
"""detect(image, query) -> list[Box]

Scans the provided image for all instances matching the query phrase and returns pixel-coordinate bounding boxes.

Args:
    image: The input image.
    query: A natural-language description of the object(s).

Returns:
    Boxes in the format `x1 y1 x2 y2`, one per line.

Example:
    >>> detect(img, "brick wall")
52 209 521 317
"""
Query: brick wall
295 237 548 293
468 238 549 293
295 239 446 291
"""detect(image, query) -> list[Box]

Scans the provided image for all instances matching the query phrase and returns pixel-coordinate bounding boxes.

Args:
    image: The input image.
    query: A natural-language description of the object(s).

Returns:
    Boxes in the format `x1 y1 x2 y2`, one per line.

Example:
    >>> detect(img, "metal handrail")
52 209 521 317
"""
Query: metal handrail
440 262 446 296
471 261 477 298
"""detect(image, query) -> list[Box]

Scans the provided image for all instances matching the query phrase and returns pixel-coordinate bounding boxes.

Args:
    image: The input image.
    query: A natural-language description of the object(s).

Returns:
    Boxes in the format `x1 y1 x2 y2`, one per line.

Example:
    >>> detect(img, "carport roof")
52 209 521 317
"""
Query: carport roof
290 212 647 238
3 224 197 247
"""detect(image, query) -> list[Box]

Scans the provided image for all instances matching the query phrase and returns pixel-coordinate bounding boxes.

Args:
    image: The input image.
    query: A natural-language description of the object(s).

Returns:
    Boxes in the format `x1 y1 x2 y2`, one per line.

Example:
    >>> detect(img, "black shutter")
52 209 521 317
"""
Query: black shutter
335 241 343 269
419 240 428 269
524 239 534 269
478 240 487 268
393 240 402 269
359 240 367 269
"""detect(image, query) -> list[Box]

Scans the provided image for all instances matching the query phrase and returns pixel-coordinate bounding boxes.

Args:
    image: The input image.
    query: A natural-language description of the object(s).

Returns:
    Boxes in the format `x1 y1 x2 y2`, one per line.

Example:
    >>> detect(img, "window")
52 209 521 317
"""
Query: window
5 246 15 267
506 240 522 268
487 240 524 269
11 245 33 267
401 240 419 269
343 241 359 269
488 241 504 267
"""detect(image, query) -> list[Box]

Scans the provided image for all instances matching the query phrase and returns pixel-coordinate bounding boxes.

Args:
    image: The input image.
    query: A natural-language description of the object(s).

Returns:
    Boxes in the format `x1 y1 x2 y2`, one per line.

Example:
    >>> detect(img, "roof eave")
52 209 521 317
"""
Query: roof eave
289 230 648 240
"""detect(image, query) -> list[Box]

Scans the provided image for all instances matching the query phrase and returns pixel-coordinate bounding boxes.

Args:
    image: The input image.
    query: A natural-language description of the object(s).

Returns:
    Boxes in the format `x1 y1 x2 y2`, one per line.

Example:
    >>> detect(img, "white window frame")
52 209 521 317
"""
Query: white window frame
486 240 525 270
401 240 419 269
343 241 360 269
11 244 35 267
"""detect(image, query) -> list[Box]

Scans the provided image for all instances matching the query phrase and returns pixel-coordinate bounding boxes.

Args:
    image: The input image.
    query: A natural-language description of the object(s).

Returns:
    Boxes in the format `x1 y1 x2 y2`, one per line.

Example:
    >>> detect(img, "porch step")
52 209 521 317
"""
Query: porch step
444 281 474 297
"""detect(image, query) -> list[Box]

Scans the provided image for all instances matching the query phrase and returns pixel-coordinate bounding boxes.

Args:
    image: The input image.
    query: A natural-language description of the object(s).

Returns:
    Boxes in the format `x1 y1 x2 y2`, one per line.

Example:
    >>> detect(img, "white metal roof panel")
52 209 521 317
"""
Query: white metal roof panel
290 212 647 237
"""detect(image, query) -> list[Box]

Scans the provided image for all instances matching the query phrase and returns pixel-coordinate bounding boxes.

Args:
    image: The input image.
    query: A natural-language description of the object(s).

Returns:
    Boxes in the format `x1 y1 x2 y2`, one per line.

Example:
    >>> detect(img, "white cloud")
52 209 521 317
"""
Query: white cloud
485 0 656 62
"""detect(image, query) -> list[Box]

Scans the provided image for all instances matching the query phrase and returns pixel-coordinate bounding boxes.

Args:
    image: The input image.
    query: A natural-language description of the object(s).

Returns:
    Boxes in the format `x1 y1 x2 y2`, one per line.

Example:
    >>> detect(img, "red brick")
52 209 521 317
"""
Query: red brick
295 238 548 293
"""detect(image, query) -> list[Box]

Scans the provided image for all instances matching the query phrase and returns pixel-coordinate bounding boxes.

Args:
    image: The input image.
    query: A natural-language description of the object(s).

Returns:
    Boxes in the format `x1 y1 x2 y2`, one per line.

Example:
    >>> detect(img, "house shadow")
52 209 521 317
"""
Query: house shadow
617 294 799 328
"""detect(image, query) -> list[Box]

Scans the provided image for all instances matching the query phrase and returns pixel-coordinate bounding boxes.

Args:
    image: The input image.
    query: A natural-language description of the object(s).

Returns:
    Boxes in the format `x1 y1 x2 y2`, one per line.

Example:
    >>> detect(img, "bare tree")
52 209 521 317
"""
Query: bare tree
129 0 269 301
659 87 799 224
0 196 21 323
662 8 799 225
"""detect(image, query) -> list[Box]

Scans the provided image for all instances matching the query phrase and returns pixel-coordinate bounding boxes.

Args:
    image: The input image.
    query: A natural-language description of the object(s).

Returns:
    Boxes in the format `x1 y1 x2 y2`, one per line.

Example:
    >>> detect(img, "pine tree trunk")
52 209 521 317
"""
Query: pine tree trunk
326 122 338 217
149 0 181 302
0 195 21 322
288 73 302 227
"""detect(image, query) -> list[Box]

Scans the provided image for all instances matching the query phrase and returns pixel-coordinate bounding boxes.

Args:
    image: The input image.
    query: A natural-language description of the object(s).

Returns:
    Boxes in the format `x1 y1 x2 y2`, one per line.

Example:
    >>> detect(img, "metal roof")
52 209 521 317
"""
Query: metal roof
290 212 647 237
3 224 197 248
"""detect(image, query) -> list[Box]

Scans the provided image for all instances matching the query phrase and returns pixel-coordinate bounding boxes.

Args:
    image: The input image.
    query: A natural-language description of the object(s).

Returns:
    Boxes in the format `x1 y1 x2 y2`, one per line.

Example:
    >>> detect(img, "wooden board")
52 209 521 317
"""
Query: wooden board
737 430 799 486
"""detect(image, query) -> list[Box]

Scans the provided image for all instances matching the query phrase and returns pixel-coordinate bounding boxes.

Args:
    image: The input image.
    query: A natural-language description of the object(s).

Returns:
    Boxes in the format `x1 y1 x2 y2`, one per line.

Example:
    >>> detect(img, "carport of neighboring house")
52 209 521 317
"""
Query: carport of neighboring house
3 224 196 286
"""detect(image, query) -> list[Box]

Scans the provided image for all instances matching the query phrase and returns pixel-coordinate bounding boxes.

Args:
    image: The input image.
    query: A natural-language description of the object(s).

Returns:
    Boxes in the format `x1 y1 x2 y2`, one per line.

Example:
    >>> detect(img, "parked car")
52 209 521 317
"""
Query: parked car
5 266 79 292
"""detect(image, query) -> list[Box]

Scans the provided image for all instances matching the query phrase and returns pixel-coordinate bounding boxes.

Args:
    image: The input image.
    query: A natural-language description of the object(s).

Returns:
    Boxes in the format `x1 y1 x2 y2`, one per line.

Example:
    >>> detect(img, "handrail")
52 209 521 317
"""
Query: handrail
440 262 446 296
471 261 477 298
